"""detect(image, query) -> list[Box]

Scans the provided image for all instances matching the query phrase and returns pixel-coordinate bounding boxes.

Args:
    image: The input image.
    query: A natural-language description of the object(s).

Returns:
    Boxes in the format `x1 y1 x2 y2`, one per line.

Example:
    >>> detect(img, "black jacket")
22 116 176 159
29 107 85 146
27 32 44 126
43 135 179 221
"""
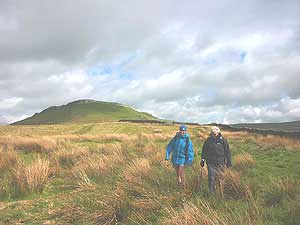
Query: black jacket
201 133 232 166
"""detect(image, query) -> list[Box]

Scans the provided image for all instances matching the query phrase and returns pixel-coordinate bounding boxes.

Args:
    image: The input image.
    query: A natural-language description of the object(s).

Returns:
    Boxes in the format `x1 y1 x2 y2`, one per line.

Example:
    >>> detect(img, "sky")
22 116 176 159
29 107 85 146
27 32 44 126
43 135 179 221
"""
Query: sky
0 0 300 124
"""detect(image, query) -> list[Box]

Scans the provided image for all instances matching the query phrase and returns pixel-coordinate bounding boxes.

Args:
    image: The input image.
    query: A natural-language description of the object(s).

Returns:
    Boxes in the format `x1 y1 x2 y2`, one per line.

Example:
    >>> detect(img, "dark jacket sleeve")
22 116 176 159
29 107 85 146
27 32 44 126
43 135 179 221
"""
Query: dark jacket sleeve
201 139 208 160
224 138 232 166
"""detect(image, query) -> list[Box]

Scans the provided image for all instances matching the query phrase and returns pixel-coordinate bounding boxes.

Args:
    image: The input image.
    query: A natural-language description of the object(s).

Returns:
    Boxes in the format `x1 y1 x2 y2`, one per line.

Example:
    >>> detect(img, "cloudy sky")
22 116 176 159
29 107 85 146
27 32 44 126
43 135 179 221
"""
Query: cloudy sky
1 0 300 124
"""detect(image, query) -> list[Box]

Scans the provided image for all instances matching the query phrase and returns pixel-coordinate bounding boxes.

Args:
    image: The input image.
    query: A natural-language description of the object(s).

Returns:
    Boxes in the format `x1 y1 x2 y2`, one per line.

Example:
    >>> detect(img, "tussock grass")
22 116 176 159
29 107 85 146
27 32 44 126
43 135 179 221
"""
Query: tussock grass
124 158 152 184
122 158 155 198
222 131 249 140
128 212 153 225
0 179 10 198
99 143 122 155
93 187 127 224
0 146 18 172
188 163 208 193
11 157 50 195
218 169 244 199
130 197 161 212
254 134 300 151
224 131 300 151
264 176 300 207
1 123 300 224
233 152 255 172
71 149 124 187
0 136 57 153
98 143 125 169
142 133 173 142
142 142 161 157
71 156 111 187
55 134 137 143
163 200 229 225
71 163 95 188
25 158 51 193
52 144 89 169
244 185 260 223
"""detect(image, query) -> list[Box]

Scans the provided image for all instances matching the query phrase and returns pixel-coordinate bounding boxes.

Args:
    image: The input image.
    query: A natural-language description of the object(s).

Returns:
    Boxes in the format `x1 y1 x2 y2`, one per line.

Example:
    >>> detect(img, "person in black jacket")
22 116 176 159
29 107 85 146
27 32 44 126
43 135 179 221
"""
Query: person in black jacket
200 126 232 193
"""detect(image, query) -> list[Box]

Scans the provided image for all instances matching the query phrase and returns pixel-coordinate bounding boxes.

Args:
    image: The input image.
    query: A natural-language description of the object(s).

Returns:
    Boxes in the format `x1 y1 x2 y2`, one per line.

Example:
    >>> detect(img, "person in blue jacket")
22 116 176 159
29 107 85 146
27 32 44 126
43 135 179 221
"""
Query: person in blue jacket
165 125 194 188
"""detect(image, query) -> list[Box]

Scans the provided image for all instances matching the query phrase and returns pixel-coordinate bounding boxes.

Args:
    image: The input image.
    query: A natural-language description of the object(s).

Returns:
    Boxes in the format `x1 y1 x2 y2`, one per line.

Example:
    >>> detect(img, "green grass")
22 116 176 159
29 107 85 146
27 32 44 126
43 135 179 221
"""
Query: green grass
0 123 299 224
12 99 158 125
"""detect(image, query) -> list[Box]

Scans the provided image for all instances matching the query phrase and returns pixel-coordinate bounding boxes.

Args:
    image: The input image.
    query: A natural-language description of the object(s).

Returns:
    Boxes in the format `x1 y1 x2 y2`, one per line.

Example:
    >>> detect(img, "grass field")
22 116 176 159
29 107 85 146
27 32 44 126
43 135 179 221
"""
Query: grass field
0 122 300 225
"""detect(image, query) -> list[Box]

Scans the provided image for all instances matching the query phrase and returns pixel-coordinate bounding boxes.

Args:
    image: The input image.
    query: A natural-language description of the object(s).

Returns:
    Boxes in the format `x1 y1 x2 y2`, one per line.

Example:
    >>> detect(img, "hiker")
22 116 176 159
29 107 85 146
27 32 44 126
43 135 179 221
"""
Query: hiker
200 126 232 193
165 125 194 188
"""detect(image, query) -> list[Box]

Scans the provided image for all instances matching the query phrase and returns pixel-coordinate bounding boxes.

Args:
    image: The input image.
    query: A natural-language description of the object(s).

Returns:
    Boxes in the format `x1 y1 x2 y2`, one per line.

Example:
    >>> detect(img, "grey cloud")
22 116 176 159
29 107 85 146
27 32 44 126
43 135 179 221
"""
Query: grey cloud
1 0 300 124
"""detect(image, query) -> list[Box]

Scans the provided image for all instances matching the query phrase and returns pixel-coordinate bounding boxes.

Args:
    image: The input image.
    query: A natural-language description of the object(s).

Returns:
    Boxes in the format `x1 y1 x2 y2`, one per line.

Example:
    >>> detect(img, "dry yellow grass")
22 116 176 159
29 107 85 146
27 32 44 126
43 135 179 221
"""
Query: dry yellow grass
98 143 122 155
52 144 89 169
223 130 300 151
53 134 137 143
163 201 229 225
0 146 18 172
218 169 244 199
188 163 208 193
254 134 300 151
142 142 161 156
93 186 127 224
233 152 256 172
11 157 50 195
26 157 50 193
244 185 260 223
0 136 57 153
130 196 161 212
71 163 94 188
123 158 152 184
128 212 153 225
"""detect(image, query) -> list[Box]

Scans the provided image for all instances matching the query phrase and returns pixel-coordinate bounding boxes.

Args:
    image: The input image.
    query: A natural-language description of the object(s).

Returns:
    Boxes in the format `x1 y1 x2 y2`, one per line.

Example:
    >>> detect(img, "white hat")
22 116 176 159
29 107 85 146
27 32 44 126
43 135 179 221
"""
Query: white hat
211 126 221 133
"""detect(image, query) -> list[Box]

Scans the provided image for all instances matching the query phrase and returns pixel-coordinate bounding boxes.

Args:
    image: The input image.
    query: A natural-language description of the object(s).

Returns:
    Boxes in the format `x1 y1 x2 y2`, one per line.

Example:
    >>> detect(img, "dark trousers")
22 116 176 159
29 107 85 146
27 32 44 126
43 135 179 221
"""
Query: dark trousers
207 163 224 193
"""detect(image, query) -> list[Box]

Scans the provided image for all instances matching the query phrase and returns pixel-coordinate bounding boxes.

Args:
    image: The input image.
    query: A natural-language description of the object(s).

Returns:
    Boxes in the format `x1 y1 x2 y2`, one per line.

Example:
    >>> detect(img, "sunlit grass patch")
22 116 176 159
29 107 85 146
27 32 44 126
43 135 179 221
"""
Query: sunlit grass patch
52 143 89 169
11 157 50 196
264 176 300 207
0 136 57 153
0 146 18 173
123 158 152 184
93 187 128 224
162 200 229 225
55 133 137 143
233 152 256 173
218 169 244 199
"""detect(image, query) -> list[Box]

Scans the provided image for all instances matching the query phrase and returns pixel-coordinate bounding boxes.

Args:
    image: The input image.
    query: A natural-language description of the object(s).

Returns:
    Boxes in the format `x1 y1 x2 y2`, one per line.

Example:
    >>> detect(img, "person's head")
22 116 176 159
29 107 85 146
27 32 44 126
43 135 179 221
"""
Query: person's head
211 126 220 136
179 124 187 135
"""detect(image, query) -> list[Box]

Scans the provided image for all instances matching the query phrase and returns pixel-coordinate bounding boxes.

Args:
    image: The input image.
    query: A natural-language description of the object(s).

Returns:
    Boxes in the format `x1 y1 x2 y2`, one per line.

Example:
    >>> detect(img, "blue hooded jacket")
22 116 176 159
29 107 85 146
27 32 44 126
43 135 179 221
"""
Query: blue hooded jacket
165 132 194 165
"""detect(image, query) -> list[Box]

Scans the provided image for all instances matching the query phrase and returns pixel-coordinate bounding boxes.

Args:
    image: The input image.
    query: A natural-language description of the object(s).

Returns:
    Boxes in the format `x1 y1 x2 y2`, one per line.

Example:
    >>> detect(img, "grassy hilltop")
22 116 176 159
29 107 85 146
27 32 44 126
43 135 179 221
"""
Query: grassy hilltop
12 99 157 125
0 122 300 224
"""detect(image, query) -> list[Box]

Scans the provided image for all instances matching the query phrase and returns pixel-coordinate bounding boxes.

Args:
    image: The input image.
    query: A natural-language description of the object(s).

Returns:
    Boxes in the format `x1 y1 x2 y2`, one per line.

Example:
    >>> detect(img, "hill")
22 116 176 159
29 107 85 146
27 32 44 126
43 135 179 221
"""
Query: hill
12 99 158 125
230 120 300 132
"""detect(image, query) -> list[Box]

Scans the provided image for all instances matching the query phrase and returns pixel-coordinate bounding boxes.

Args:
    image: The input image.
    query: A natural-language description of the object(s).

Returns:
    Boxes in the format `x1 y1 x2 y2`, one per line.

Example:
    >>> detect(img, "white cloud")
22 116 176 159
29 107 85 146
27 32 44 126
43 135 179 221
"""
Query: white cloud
0 97 23 110
0 0 300 124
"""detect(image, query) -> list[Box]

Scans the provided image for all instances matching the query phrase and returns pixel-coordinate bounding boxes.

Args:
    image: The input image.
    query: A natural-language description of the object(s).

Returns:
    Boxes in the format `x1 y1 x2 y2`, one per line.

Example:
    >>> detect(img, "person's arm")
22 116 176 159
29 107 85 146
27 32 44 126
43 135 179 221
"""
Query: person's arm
165 136 176 160
200 139 208 167
201 139 208 160
187 138 194 163
224 138 232 167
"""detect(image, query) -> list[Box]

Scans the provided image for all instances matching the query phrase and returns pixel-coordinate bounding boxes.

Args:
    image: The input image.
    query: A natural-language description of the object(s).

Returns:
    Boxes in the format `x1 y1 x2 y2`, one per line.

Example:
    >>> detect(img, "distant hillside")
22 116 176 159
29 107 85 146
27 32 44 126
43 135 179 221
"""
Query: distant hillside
230 121 300 132
12 99 158 125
